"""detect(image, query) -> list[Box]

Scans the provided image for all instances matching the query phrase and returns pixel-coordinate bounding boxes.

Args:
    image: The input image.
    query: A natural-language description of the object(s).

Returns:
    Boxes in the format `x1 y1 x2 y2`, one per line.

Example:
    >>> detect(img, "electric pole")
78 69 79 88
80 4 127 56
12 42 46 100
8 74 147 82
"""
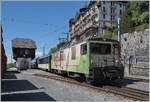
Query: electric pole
43 46 45 56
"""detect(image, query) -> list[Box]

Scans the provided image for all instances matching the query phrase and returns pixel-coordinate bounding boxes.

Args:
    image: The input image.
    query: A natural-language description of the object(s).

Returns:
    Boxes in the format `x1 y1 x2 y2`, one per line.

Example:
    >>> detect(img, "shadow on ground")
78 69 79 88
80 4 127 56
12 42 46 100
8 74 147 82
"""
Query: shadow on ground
1 71 56 101
102 78 143 87
1 80 38 93
1 92 55 101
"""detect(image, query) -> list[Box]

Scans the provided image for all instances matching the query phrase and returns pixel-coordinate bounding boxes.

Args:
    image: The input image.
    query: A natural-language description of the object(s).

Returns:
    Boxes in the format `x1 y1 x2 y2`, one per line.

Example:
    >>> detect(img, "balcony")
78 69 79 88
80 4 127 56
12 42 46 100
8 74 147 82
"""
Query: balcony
110 5 116 9
110 12 117 16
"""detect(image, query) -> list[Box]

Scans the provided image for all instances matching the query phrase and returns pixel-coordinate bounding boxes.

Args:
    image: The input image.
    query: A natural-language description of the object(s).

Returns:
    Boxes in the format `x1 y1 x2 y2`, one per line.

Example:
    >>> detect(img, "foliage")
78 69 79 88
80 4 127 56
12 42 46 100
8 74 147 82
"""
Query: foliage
49 47 57 54
57 42 66 49
103 24 117 39
49 41 67 54
121 1 149 33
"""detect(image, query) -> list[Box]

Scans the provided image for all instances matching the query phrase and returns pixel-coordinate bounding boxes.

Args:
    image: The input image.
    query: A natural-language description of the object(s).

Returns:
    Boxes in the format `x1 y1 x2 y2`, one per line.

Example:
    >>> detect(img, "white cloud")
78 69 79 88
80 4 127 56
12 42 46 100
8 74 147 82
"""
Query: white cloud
35 51 43 58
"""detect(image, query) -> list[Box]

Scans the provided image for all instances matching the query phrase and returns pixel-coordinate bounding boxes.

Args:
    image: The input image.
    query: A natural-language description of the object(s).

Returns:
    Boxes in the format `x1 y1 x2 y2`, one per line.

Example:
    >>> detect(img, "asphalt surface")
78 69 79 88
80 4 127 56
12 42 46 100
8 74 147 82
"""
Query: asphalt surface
1 68 133 101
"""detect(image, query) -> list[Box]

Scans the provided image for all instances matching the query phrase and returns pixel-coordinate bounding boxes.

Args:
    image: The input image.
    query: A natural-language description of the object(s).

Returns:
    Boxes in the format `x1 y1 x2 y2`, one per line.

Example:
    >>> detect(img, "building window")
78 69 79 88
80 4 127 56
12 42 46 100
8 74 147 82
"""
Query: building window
120 9 122 15
120 3 122 8
124 38 127 41
103 1 105 4
140 37 143 43
111 1 114 6
103 14 105 19
111 8 115 13
111 16 115 20
103 22 105 25
111 15 115 21
112 16 115 20
103 7 105 12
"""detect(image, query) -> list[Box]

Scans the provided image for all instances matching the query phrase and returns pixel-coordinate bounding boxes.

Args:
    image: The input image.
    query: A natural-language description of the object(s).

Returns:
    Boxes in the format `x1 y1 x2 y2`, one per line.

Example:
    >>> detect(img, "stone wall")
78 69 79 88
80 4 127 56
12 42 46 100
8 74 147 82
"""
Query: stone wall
121 29 149 79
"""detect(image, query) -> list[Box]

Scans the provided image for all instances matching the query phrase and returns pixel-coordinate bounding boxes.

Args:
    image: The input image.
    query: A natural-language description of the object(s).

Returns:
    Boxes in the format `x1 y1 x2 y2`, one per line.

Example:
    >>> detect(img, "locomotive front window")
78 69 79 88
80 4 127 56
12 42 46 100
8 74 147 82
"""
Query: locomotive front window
90 43 111 54
81 44 87 55
113 44 119 55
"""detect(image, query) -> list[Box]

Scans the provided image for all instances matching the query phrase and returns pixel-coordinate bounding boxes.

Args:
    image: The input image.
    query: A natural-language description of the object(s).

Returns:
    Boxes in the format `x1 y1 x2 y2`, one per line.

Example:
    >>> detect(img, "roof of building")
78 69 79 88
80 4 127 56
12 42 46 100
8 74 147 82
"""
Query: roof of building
12 38 37 49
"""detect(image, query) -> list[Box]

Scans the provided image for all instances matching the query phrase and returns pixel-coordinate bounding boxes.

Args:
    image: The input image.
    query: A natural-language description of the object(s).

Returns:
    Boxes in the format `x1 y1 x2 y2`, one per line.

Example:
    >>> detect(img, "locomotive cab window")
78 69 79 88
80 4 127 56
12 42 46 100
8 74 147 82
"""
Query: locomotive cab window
90 43 111 54
81 43 87 55
113 44 119 55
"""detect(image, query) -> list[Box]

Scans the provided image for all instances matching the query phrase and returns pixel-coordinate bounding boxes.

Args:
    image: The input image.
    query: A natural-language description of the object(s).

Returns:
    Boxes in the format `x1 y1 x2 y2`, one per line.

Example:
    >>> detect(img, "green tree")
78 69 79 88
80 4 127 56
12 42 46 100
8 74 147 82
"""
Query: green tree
104 24 117 39
49 47 57 54
121 1 149 33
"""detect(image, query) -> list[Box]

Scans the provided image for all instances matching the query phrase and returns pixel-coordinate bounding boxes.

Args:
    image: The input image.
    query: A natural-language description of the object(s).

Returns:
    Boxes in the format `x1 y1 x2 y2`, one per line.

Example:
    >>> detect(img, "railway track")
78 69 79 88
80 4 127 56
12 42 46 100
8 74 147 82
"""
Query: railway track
34 73 149 101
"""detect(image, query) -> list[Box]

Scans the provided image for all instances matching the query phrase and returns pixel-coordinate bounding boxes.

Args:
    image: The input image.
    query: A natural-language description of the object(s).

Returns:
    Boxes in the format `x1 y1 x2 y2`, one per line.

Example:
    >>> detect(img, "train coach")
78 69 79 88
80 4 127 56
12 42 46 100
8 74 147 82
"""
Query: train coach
37 55 50 71
49 37 124 84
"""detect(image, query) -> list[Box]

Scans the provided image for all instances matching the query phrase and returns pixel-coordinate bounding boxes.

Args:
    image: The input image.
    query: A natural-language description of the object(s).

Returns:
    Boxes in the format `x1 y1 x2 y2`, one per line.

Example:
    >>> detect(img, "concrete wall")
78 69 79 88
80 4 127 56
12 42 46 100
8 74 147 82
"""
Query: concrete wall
121 29 149 79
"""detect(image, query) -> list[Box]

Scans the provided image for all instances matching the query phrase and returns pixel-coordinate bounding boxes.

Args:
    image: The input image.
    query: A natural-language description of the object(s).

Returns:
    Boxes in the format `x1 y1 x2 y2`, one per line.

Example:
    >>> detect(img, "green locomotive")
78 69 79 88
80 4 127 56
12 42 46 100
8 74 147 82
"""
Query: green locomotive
38 38 124 84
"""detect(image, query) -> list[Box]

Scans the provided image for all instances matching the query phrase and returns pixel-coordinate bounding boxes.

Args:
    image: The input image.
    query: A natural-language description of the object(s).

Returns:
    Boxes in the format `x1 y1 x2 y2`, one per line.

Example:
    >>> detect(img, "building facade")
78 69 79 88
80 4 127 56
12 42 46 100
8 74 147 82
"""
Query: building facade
69 1 126 44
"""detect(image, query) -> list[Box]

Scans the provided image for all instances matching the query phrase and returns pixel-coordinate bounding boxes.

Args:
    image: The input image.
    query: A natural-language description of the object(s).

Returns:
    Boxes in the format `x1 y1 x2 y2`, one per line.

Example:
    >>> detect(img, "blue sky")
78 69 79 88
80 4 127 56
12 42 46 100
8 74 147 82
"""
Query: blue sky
1 1 87 63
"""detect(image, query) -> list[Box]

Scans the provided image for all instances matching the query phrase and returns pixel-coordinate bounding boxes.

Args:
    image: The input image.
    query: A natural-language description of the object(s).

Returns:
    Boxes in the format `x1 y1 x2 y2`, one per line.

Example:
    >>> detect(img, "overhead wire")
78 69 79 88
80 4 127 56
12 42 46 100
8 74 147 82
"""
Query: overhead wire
2 17 68 35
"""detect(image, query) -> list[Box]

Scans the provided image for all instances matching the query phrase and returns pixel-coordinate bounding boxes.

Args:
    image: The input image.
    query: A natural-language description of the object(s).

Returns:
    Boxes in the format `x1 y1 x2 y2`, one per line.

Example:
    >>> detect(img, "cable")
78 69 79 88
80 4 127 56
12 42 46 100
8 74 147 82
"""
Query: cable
3 17 49 26
3 17 68 35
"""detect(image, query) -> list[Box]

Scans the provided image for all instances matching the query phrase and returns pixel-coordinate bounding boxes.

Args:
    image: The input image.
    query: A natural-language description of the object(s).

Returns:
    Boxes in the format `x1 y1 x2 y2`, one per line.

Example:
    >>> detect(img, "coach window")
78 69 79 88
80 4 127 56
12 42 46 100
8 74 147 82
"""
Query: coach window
45 57 48 63
81 44 87 55
71 47 76 60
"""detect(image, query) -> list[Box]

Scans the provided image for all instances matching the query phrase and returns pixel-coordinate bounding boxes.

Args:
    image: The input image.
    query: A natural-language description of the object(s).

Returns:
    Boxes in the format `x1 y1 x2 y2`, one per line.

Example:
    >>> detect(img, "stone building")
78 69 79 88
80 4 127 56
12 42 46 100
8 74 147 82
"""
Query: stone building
69 1 126 44
121 29 149 79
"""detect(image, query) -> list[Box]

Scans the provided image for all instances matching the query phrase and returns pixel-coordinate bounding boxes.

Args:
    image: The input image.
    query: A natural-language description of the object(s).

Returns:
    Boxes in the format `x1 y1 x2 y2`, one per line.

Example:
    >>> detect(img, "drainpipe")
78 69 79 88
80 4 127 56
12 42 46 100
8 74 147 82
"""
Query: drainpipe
117 17 120 42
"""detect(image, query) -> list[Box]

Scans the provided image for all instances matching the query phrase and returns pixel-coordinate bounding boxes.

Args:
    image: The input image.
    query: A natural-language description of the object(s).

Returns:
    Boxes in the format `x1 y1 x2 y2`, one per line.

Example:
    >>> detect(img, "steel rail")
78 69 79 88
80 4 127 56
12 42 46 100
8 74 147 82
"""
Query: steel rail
34 73 149 101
